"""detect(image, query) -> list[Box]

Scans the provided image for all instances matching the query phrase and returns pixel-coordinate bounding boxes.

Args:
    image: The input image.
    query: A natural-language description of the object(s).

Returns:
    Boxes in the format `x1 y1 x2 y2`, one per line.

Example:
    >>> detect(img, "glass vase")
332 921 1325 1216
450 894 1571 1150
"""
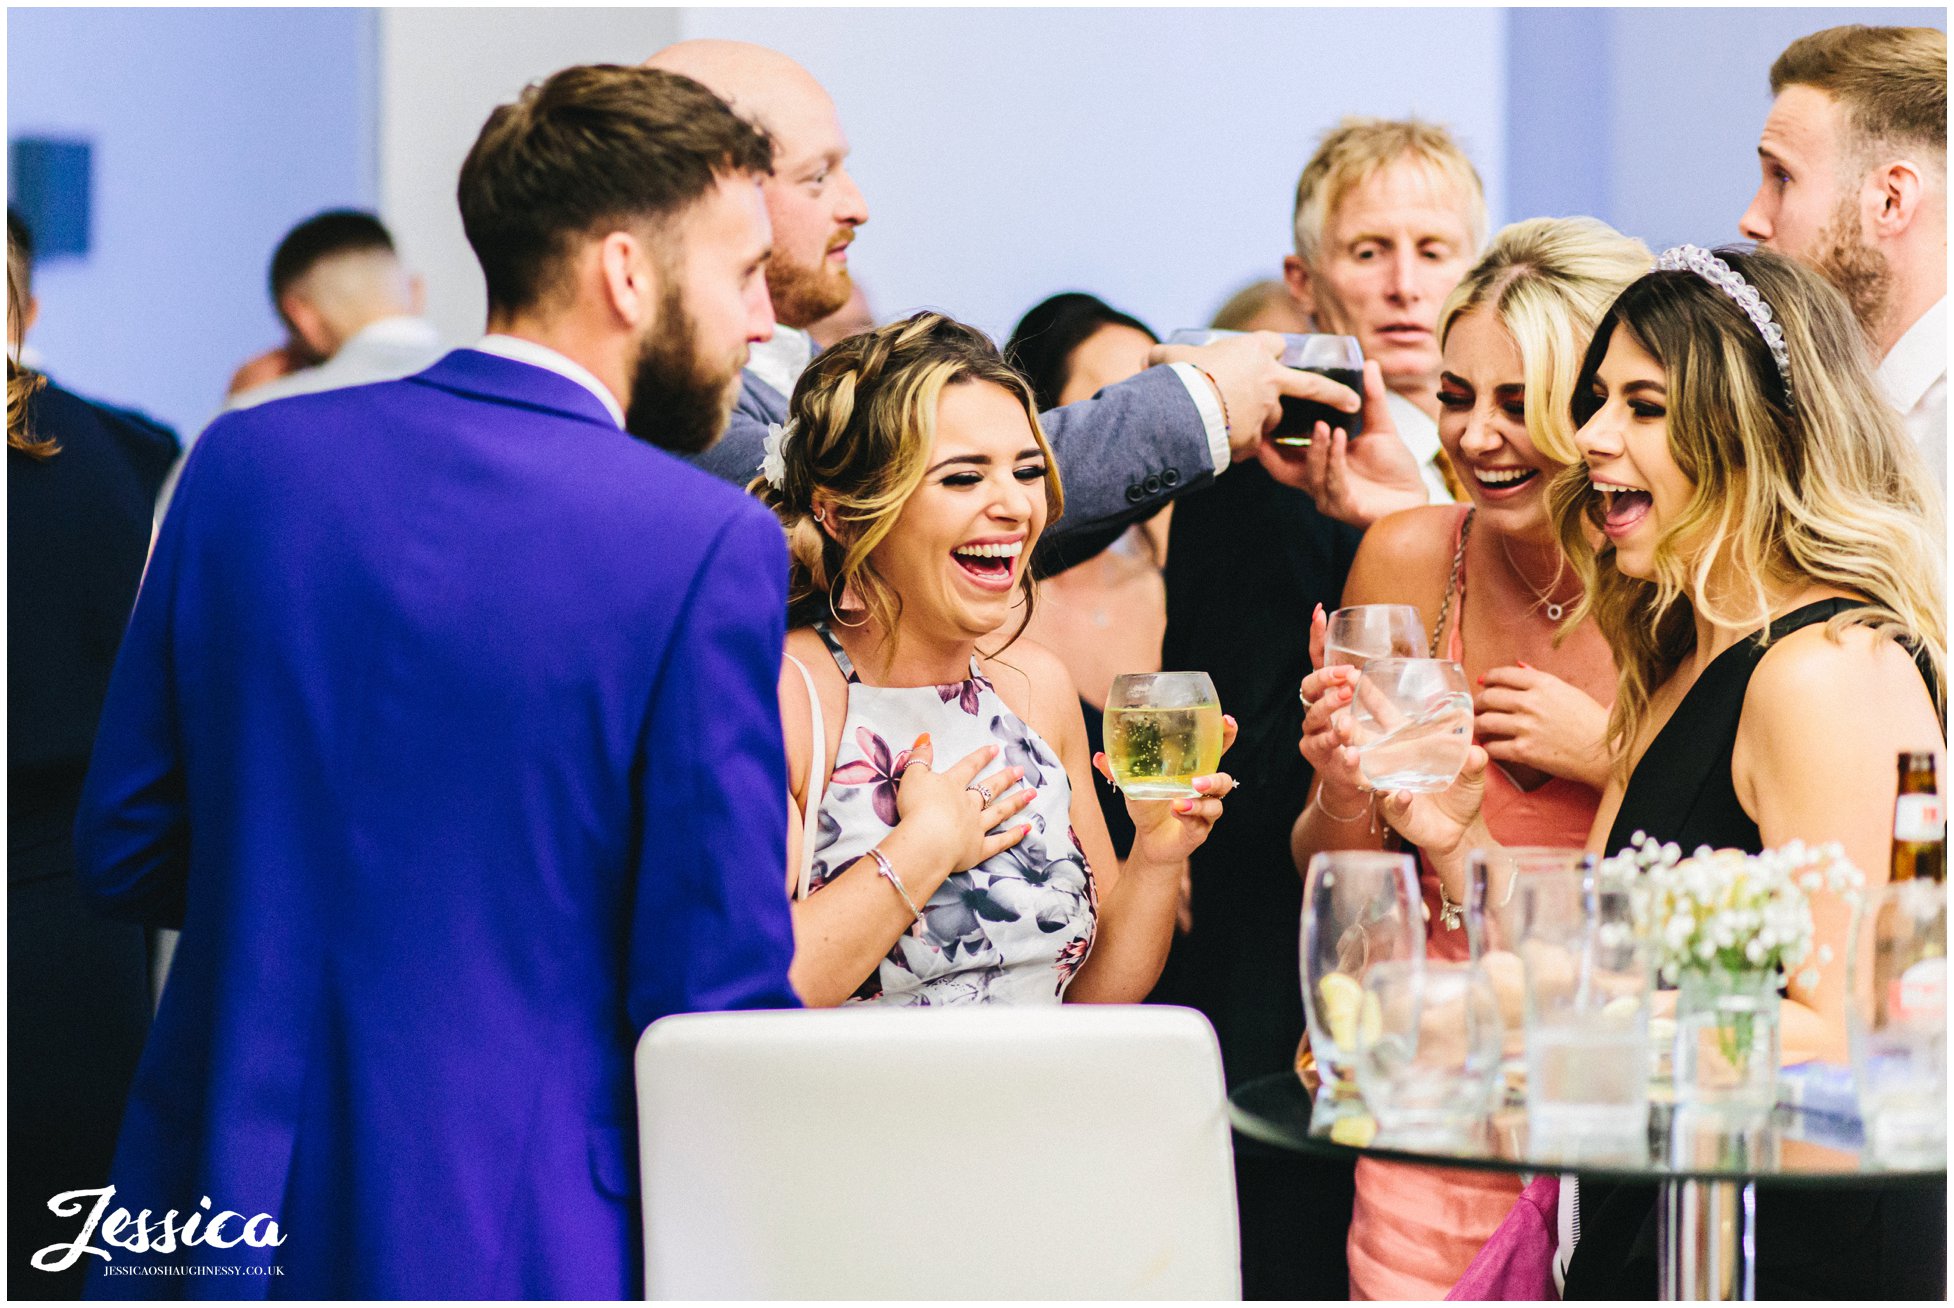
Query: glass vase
1673 965 1781 1118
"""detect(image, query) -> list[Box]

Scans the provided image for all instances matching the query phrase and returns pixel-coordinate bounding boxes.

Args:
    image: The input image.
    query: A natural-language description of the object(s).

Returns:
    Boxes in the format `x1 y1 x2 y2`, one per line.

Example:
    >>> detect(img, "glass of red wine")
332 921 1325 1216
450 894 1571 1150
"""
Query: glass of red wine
1167 329 1364 449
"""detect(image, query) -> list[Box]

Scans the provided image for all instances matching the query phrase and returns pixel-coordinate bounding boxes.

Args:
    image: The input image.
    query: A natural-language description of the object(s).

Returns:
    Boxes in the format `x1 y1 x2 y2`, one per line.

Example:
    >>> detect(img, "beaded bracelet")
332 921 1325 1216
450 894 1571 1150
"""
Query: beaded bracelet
867 847 924 922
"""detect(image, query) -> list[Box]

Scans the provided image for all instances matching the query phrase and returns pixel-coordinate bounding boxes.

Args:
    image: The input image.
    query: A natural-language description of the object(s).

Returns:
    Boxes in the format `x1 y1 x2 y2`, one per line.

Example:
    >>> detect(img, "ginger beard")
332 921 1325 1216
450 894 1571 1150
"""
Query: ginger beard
1809 190 1893 337
624 274 746 455
765 228 854 327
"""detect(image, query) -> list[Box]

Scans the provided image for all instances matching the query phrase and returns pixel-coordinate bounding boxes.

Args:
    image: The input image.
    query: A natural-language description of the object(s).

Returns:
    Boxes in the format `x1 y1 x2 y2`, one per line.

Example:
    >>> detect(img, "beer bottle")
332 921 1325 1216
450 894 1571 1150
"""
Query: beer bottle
1891 751 1945 883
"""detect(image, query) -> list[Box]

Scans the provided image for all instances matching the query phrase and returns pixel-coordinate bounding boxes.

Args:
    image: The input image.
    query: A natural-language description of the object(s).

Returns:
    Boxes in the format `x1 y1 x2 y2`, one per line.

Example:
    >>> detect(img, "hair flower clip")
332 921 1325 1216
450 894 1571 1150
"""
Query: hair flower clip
759 420 796 489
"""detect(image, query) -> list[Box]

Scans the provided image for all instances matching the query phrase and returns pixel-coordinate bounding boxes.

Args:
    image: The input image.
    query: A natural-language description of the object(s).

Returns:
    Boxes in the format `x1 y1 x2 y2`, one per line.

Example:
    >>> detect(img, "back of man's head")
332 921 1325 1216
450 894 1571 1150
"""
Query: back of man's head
1770 25 1946 168
269 209 416 359
457 63 773 319
1291 117 1487 265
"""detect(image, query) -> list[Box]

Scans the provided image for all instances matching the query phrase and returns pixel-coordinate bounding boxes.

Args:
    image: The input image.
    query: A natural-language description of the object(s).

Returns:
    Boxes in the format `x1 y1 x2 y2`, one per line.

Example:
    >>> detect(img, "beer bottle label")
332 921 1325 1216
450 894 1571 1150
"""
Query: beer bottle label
1895 794 1945 842
1889 957 1948 1024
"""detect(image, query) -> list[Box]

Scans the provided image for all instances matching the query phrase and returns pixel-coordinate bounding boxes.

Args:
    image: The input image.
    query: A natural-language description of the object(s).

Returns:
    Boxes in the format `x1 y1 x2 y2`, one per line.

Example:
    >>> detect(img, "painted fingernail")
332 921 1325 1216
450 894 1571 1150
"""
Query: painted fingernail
1175 800 1194 813
1476 675 1485 685
914 733 929 748
1517 660 1533 669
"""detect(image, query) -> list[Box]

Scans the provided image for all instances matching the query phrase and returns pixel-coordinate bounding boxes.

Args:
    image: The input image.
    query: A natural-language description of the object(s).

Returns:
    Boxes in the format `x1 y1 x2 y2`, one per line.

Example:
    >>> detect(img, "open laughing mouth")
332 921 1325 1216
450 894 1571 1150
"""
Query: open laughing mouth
1472 466 1539 497
951 538 1023 591
1592 478 1653 537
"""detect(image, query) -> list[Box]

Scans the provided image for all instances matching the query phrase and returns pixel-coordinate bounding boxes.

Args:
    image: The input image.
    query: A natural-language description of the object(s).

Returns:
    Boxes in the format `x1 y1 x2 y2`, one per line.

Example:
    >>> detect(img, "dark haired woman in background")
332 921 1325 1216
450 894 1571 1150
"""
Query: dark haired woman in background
1005 292 1169 863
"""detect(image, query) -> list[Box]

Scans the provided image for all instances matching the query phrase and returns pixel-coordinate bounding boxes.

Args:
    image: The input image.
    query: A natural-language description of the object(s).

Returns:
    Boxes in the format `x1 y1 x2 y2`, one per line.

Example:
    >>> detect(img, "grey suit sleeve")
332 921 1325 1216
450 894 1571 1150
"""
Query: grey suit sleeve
1039 365 1219 546
686 372 786 486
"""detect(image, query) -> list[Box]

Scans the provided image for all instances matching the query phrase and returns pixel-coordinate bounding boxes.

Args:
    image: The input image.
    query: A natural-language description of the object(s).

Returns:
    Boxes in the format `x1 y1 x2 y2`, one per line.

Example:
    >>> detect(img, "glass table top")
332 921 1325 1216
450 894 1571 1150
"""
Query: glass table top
1227 1072 1949 1187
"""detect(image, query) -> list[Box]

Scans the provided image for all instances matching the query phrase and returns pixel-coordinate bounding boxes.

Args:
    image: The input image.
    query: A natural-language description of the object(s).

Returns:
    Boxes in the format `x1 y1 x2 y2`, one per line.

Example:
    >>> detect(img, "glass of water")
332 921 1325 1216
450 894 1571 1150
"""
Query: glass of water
1324 604 1426 669
1354 960 1504 1146
1347 658 1473 793
1467 847 1597 1101
1301 851 1423 1124
1518 868 1652 1165
1850 879 1947 1166
1102 672 1223 800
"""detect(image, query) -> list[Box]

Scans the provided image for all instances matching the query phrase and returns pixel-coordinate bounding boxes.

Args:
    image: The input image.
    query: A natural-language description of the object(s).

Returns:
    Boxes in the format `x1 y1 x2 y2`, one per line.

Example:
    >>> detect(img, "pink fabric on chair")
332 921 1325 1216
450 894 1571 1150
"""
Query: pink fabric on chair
1445 1174 1560 1301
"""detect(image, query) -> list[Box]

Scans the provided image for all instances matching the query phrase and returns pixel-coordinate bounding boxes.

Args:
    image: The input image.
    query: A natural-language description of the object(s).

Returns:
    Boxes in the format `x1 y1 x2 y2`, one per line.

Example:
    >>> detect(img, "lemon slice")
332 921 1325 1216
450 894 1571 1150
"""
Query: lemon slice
1600 995 1641 1022
1330 1114 1378 1147
1317 972 1363 1049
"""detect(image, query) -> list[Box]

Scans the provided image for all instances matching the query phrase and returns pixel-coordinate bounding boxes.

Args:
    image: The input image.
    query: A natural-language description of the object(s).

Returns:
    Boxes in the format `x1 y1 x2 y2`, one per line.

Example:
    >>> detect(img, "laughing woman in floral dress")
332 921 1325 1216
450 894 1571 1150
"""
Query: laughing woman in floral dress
751 312 1237 1007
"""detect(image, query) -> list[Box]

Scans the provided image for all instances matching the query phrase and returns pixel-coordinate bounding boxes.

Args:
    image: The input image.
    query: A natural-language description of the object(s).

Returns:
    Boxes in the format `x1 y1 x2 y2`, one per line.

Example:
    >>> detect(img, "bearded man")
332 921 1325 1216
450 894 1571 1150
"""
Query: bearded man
1742 24 1947 492
70 65 798 1298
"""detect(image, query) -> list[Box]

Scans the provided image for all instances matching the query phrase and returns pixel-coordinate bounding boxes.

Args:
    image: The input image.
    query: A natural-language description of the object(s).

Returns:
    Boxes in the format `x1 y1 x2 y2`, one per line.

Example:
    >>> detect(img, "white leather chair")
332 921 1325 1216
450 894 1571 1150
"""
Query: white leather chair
634 1004 1239 1299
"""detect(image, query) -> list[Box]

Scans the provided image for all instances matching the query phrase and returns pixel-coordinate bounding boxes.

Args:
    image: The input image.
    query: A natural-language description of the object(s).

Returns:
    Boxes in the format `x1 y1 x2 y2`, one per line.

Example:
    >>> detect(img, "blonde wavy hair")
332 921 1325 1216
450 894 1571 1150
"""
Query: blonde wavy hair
1547 245 1945 768
751 311 1063 659
1437 216 1653 467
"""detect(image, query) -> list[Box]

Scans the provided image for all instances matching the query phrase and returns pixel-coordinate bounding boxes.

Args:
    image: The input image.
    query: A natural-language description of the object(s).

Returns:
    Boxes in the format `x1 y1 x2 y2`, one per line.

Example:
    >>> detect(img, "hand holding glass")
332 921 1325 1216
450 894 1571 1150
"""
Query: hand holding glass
1102 672 1223 800
1347 658 1473 793
1166 328 1365 445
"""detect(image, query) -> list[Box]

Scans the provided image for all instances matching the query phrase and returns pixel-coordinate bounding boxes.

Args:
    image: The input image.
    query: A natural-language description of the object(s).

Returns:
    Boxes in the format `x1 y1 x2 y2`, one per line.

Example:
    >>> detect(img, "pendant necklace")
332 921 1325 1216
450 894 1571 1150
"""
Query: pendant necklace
1498 532 1574 622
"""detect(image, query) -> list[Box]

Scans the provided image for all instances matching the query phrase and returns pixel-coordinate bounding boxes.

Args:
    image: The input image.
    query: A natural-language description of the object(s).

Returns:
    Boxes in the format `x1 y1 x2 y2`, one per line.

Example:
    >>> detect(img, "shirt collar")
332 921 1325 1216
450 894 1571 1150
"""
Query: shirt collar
347 315 442 352
745 325 814 401
1878 297 1947 415
472 334 625 428
1385 388 1442 467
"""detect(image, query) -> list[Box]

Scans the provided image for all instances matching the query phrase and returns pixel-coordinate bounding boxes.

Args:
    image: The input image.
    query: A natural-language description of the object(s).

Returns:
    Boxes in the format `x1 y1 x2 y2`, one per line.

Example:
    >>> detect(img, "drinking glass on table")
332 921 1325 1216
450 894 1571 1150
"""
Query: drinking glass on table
1166 328 1365 447
1346 658 1473 793
1354 960 1504 1146
1467 847 1597 1101
1102 671 1223 800
1511 867 1652 1164
1300 851 1423 1127
1850 879 1947 1166
1324 604 1426 669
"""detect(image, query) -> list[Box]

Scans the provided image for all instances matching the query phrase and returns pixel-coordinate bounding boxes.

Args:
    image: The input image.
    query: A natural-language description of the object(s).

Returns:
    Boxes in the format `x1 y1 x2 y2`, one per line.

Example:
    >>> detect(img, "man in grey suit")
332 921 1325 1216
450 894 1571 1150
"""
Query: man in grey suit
645 40 1362 547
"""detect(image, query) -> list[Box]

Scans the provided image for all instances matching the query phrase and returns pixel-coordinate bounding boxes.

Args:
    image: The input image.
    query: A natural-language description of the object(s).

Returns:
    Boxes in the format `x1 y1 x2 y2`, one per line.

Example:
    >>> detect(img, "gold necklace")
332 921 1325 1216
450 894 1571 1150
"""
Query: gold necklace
1497 530 1575 622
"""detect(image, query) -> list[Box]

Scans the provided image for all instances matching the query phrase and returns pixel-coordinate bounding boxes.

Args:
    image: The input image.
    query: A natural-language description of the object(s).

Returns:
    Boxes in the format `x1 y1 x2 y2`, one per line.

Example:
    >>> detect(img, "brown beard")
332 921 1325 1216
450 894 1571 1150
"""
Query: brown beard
623 277 743 455
1810 194 1893 339
764 240 852 329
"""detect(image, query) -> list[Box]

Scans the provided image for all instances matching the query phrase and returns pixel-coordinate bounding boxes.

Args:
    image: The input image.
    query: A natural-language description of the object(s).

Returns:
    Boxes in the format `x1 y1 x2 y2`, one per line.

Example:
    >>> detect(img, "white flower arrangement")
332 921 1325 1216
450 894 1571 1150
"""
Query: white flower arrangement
1605 832 1865 989
759 420 795 490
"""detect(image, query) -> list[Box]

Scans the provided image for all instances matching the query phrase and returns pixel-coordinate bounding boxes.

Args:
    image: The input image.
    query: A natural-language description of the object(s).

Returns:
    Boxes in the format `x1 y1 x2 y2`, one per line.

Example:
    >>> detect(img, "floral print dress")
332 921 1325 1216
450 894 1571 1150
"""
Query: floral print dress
799 622 1097 1005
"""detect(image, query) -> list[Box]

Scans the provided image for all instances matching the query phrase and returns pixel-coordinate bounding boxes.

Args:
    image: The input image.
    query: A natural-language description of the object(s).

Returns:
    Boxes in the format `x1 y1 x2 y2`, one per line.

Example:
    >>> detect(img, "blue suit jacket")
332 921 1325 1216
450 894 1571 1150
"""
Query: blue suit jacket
689 365 1217 549
73 350 799 1299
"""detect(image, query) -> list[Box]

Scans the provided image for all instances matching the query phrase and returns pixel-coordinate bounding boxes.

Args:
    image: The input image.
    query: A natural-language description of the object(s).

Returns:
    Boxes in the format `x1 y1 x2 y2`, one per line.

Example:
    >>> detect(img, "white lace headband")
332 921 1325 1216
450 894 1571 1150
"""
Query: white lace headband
1653 244 1794 410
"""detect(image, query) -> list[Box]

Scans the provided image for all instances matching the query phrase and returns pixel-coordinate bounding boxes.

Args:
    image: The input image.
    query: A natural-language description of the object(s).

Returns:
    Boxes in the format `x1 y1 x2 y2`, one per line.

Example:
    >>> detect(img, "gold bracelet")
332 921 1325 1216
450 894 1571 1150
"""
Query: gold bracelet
1313 787 1368 824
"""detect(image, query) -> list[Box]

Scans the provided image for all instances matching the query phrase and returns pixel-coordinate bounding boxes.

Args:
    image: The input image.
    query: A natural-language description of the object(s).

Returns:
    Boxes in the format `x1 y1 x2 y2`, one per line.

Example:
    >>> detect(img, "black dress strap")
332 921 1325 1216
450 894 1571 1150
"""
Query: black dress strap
810 619 860 684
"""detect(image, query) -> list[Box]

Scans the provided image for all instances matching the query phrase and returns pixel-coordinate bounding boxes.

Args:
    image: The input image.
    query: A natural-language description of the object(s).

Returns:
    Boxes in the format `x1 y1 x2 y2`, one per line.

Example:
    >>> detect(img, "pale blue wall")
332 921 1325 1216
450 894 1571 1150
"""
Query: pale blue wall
8 7 377 438
1506 7 1946 249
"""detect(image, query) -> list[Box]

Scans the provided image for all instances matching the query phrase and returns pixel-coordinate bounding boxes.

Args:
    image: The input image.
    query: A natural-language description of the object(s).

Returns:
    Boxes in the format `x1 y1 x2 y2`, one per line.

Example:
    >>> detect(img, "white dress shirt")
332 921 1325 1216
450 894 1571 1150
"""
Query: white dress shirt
1386 389 1455 504
1878 296 1947 498
472 333 624 428
228 315 446 411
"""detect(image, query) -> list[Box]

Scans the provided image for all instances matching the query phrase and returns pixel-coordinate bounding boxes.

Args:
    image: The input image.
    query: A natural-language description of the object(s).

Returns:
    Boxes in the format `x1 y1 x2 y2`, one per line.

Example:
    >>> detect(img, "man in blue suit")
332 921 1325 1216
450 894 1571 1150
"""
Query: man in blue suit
69 65 797 1299
644 40 1366 552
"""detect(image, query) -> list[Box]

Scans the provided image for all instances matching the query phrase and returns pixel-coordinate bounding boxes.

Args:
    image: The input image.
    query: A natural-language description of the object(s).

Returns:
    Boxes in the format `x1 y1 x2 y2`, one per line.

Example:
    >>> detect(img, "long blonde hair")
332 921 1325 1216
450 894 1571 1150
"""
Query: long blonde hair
1548 245 1945 765
1437 216 1653 467
750 311 1063 660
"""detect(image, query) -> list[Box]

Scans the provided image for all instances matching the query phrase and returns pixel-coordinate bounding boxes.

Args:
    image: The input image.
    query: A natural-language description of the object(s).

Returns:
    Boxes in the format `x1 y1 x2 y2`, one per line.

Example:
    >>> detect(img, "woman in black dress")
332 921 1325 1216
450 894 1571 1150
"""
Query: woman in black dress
1379 246 1944 1298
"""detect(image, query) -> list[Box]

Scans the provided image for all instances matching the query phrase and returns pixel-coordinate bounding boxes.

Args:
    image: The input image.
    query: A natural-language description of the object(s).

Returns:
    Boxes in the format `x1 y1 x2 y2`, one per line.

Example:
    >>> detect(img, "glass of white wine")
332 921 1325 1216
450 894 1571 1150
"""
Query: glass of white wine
1103 671 1223 800
1325 604 1425 668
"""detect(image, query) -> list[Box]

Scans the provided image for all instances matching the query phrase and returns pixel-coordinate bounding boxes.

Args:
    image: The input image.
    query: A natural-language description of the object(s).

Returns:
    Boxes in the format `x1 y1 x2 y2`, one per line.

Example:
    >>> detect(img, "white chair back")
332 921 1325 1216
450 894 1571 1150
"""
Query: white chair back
634 1004 1239 1299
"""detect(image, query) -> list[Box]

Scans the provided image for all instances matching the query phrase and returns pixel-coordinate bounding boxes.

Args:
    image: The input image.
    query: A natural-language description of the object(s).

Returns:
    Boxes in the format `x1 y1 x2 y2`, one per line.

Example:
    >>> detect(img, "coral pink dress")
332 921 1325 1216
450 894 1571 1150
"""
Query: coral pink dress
1346 508 1601 1300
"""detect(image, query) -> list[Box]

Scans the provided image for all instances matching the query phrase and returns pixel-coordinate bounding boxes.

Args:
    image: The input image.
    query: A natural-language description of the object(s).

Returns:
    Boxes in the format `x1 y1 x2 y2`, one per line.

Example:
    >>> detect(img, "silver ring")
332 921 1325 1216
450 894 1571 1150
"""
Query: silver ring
966 782 993 804
900 758 928 777
1299 687 1316 711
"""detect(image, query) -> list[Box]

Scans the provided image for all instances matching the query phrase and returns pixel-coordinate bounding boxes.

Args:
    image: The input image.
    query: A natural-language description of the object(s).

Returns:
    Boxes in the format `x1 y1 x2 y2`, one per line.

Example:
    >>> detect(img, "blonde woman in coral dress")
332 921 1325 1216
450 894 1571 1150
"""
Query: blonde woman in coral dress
1288 218 1650 1298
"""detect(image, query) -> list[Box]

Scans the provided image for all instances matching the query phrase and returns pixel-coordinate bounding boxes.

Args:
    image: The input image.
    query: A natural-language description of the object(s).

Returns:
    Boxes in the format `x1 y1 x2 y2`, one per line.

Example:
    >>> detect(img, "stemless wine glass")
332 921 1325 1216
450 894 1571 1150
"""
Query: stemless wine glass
1301 851 1423 1123
1324 604 1426 669
1466 847 1597 1099
1354 960 1503 1146
1165 329 1366 447
1346 658 1473 793
1850 879 1948 1166
1102 671 1223 800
